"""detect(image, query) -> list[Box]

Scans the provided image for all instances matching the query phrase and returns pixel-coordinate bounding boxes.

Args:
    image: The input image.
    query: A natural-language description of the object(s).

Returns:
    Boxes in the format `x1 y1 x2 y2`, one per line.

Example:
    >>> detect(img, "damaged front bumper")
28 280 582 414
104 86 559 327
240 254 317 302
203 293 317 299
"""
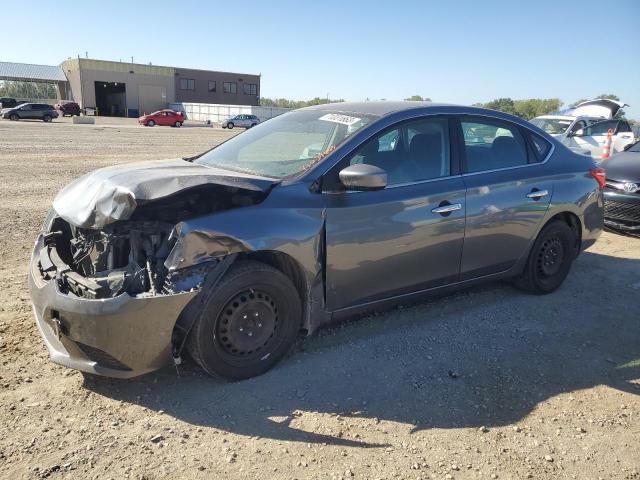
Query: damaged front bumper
29 232 199 378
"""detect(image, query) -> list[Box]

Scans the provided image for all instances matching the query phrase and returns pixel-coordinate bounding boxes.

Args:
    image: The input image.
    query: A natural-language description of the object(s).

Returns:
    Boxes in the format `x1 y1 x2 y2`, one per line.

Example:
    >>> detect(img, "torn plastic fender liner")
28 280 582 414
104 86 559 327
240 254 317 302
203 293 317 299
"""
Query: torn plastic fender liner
52 158 277 229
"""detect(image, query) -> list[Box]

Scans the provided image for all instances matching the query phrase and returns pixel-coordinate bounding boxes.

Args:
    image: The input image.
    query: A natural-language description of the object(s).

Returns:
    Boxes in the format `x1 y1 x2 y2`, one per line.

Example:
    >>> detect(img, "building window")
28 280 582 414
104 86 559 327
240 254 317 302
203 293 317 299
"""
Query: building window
243 83 257 95
179 78 195 90
208 81 216 92
223 82 237 94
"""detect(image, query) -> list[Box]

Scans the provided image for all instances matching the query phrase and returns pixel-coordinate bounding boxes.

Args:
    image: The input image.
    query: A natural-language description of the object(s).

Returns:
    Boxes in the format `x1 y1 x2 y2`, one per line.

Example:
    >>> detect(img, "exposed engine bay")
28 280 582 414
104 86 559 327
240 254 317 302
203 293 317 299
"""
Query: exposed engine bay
38 184 267 299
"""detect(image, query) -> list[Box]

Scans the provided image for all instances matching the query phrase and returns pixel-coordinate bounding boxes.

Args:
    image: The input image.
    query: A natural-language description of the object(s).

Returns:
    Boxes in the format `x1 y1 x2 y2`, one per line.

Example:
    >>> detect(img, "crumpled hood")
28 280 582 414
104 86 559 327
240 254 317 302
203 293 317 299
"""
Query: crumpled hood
52 158 277 229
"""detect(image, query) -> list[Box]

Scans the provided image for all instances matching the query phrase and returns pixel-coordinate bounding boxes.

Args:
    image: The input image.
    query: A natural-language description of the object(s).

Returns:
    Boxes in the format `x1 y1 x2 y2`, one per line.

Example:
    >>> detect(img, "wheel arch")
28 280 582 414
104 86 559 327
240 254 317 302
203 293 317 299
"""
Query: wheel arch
245 250 310 333
543 211 582 257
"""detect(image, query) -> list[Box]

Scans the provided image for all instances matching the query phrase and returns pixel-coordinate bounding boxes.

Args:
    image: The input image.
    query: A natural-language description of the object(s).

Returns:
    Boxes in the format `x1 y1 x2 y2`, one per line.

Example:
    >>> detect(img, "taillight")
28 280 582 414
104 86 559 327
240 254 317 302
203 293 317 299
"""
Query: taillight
590 167 606 190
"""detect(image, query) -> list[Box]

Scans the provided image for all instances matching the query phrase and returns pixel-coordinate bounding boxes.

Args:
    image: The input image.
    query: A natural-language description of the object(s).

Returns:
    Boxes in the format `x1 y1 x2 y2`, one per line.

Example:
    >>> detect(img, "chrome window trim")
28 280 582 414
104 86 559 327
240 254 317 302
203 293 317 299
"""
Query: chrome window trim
384 174 463 190
336 174 464 194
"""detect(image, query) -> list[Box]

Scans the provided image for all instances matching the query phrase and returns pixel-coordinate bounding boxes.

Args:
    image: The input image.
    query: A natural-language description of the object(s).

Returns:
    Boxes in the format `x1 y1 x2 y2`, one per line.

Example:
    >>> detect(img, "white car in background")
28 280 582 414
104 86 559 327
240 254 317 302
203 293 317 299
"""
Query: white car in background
531 99 634 158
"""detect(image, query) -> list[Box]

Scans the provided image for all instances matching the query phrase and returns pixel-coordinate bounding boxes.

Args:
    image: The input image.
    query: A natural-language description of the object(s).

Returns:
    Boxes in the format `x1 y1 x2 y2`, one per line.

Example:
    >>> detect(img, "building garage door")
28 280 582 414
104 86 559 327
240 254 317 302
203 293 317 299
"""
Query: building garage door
138 85 167 114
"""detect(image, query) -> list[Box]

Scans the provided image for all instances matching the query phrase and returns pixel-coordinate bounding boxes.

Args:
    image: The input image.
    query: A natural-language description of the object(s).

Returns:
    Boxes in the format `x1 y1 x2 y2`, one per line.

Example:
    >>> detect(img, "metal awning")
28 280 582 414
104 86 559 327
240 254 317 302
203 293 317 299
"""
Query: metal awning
0 61 67 82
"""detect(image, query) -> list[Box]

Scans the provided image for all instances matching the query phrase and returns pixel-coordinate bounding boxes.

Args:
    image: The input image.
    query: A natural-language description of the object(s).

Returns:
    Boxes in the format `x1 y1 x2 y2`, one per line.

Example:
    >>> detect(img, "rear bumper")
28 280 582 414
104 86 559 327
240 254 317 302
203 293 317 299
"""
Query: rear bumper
29 235 198 378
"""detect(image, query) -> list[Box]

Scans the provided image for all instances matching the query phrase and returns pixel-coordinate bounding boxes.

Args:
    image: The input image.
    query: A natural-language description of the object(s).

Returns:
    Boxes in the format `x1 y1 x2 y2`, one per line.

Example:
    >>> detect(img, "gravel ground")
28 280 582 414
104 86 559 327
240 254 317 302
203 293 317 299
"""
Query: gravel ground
0 117 638 480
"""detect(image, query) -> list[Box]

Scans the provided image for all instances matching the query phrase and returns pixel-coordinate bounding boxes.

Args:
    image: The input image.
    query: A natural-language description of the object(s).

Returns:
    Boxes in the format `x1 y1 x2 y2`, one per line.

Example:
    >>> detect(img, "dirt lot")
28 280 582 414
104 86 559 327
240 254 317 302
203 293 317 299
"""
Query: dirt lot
0 117 638 480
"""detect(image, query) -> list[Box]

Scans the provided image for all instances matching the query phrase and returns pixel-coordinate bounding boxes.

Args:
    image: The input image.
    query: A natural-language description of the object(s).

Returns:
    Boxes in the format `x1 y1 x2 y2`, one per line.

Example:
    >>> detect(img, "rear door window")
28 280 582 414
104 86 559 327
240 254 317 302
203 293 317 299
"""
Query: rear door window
460 118 528 173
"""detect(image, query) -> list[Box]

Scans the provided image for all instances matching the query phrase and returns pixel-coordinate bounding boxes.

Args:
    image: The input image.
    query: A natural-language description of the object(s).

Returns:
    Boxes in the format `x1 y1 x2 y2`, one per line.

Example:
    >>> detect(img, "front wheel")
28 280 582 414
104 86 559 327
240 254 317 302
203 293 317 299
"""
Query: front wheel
174 121 182 127
186 260 302 380
9 114 18 121
146 120 155 127
43 115 52 122
227 122 234 129
515 220 576 294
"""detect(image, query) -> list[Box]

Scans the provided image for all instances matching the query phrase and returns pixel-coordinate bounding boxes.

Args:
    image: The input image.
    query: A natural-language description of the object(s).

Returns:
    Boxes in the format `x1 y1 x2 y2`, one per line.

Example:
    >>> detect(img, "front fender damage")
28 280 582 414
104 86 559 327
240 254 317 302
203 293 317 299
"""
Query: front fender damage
164 214 330 338
164 222 252 272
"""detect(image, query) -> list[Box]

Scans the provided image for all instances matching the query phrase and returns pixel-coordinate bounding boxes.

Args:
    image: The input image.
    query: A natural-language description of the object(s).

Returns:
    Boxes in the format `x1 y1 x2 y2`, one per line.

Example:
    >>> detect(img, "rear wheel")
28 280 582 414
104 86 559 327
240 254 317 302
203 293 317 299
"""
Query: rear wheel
187 260 302 380
227 122 234 129
147 120 155 127
515 220 576 294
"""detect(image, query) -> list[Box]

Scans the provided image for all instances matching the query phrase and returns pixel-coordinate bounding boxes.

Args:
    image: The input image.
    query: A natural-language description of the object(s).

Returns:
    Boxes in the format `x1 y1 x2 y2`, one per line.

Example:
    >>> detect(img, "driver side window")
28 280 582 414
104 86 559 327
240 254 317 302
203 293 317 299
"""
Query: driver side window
348 117 450 186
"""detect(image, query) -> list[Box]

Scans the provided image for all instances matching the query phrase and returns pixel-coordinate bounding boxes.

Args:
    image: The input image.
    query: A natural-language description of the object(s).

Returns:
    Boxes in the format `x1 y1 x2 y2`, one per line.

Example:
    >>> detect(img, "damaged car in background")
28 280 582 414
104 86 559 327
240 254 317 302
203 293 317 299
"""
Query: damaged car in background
30 102 604 380
530 98 634 158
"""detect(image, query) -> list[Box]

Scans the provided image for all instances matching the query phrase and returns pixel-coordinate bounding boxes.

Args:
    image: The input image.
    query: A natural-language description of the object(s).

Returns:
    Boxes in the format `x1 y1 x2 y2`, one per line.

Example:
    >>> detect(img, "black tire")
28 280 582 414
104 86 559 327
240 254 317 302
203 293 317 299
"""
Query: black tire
187 260 302 380
227 122 234 129
43 114 52 122
515 220 576 294
147 120 155 127
9 114 18 121
174 121 182 127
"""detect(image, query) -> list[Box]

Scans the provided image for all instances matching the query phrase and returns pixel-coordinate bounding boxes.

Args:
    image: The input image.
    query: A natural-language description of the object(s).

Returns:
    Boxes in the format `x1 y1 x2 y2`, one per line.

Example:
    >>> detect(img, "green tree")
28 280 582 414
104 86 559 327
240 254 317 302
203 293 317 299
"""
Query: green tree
404 95 431 101
260 97 344 109
476 97 561 120
0 80 57 100
480 98 517 115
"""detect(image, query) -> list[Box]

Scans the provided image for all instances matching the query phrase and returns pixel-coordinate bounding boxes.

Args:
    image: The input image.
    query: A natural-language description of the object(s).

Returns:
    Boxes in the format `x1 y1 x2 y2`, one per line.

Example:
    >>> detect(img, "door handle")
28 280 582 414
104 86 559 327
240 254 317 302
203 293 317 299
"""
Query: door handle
431 203 462 215
620 135 631 139
526 189 549 200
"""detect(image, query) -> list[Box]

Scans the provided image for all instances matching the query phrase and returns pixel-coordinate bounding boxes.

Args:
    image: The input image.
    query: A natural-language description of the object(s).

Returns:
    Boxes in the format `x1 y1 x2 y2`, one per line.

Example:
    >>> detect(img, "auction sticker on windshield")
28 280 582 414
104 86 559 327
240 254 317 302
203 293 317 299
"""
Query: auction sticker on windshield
319 113 362 126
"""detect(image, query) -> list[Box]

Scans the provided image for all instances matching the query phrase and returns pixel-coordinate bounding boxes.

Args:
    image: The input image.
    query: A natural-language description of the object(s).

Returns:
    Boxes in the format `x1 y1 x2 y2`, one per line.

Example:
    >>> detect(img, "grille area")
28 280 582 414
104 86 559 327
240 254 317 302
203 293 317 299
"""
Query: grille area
604 200 640 222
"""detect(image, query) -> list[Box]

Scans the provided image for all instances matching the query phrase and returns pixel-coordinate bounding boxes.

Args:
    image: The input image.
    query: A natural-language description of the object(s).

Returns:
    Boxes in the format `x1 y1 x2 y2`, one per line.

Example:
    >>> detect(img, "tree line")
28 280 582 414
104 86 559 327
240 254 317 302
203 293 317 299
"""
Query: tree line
260 93 629 120
0 81 58 100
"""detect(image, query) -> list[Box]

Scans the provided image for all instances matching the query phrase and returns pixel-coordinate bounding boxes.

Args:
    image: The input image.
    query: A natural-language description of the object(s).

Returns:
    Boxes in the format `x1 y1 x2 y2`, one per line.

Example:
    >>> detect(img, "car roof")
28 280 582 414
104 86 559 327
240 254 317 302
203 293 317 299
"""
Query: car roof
301 101 449 116
300 101 551 130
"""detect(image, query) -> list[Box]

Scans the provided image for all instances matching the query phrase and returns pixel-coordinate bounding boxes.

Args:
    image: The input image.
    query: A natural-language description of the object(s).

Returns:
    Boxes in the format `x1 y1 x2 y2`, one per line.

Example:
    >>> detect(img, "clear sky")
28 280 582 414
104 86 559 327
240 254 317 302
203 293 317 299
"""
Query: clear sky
3 0 640 118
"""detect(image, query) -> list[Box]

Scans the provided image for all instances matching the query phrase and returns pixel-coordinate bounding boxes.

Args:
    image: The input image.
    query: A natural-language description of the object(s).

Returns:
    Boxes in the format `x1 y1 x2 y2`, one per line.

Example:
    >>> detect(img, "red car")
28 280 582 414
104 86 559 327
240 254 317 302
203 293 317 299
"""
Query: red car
54 101 81 117
138 109 185 127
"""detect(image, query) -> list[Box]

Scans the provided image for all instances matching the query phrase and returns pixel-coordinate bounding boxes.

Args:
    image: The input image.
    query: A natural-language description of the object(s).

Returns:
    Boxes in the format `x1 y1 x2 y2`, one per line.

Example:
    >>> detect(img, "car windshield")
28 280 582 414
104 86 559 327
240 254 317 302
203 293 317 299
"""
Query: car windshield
196 109 378 178
530 118 573 135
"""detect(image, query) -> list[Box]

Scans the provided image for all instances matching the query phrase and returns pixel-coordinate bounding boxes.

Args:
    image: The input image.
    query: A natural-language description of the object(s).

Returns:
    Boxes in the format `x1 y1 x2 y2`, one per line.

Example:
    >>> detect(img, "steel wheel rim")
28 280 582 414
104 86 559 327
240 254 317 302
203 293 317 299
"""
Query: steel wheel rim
215 289 278 357
537 235 564 277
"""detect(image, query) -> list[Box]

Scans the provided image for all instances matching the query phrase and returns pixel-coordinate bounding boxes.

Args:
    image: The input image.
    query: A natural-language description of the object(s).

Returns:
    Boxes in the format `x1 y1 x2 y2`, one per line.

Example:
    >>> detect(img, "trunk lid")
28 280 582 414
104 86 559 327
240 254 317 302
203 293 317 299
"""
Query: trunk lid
571 99 628 119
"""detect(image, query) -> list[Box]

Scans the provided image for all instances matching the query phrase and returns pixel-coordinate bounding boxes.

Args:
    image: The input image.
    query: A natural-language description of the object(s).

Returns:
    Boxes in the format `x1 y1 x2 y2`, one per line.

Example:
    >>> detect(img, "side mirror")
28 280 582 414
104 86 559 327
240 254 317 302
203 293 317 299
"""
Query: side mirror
338 164 387 191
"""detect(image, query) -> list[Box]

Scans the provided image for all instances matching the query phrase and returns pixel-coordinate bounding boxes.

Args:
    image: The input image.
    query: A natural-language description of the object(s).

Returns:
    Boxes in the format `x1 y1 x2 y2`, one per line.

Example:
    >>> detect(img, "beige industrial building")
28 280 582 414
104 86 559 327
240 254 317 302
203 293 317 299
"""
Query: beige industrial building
1 58 260 117
62 58 260 117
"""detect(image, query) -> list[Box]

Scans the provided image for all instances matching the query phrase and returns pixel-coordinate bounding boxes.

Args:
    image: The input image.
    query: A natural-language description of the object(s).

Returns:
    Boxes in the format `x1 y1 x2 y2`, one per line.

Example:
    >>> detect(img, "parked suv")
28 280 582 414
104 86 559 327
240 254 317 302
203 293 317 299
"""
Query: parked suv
530 99 632 158
2 103 58 122
54 101 81 117
0 97 19 109
221 114 260 129
567 118 635 158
